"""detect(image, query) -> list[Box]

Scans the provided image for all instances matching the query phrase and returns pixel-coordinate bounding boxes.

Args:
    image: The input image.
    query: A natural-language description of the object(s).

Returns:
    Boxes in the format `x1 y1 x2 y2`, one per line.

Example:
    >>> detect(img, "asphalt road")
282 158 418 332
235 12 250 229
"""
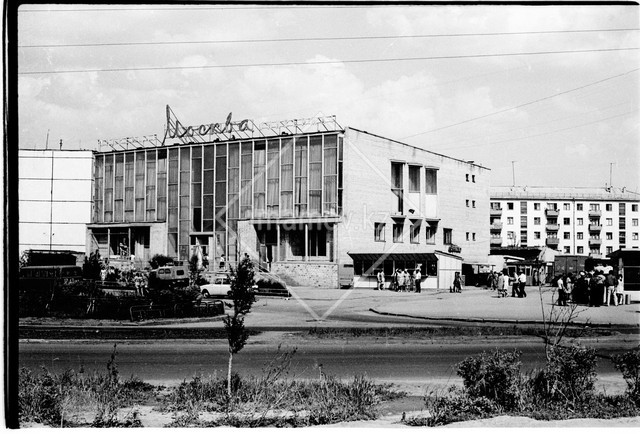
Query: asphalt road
18 336 632 387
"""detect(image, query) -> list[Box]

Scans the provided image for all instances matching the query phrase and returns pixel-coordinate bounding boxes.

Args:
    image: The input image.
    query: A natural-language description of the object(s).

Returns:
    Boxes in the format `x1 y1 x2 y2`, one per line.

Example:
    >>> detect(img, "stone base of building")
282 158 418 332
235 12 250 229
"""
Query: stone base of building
270 262 338 288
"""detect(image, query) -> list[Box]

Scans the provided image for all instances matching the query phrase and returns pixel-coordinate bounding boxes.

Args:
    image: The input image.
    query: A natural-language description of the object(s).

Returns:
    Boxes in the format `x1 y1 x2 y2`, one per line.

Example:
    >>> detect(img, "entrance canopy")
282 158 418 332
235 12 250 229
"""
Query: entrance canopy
348 252 437 262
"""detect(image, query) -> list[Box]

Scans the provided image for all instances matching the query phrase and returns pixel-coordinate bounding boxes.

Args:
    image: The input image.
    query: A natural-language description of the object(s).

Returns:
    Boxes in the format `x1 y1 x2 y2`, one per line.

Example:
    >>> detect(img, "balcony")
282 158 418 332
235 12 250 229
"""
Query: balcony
589 224 603 232
490 238 502 246
546 237 560 246
588 237 602 246
545 209 559 217
589 209 602 217
490 222 503 232
546 223 560 231
490 207 503 216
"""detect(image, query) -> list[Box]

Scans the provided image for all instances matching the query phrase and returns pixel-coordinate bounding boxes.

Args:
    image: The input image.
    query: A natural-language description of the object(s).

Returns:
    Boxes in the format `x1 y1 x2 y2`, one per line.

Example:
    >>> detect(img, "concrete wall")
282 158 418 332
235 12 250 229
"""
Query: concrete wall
338 129 490 266
19 150 93 253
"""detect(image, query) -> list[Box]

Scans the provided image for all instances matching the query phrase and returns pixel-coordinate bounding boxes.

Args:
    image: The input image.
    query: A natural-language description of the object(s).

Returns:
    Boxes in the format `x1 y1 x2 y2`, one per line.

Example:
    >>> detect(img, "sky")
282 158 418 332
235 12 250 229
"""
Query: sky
16 3 640 190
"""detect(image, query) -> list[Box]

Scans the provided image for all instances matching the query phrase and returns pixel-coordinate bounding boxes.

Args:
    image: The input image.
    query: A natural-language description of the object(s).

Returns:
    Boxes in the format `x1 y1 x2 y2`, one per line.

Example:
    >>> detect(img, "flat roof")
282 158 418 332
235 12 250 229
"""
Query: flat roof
491 185 639 201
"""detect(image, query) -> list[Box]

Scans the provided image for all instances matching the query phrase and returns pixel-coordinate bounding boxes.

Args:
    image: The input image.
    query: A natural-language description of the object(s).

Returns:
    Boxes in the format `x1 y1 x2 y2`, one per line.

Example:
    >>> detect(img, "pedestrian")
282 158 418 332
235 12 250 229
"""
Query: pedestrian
518 269 527 297
604 271 617 306
377 269 385 291
614 274 624 305
414 268 422 293
486 272 494 290
404 269 413 292
219 254 226 271
397 269 406 292
497 271 506 297
501 269 510 297
453 272 462 293
491 272 499 291
590 271 604 307
566 273 574 304
557 274 567 306
510 271 519 297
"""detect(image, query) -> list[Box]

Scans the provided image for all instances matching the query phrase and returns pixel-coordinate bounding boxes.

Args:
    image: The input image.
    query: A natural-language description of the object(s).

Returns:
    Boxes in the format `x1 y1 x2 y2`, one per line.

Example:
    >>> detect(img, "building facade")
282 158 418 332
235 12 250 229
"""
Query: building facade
19 149 93 254
490 186 640 257
87 115 490 288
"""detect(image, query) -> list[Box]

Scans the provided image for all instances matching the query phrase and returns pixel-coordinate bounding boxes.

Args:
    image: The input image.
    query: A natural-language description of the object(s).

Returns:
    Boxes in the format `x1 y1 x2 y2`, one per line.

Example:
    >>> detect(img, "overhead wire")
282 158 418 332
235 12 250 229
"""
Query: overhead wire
19 28 640 49
18 47 639 75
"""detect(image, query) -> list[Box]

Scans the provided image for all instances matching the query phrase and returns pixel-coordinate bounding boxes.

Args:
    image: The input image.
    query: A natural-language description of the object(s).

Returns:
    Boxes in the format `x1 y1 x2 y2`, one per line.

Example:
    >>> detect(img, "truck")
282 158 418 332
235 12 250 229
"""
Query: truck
553 255 589 278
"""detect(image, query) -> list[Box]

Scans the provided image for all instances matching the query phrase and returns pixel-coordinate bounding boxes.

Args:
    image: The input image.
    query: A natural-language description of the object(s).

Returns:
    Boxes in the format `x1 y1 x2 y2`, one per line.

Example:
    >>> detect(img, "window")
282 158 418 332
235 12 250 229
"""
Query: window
521 201 527 213
491 202 501 210
410 223 420 243
619 203 626 215
564 246 571 253
507 231 514 240
507 217 514 225
590 203 600 211
520 230 528 245
534 217 541 225
393 223 403 243
590 247 600 255
443 228 453 245
606 246 613 254
577 232 583 240
534 203 541 210
472 175 476 183
563 232 570 239
563 203 571 211
547 202 557 210
606 218 613 226
633 233 639 241
577 203 583 211
408 166 420 193
633 218 638 226
425 168 437 194
563 218 570 225
472 200 476 208
391 162 403 214
466 232 470 241
619 231 626 244
472 233 476 241
507 202 514 210
426 225 436 244
465 174 469 182
606 203 613 211
633 204 638 212
575 246 583 254
374 223 385 242
620 218 626 229
534 232 541 239
606 232 613 240
466 199 469 207
577 218 583 225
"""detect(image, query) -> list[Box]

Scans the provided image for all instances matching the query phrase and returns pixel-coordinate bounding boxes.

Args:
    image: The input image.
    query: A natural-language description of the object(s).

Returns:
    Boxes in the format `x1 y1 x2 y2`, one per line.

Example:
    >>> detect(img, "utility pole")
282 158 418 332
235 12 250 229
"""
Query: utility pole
511 161 516 186
45 129 50 150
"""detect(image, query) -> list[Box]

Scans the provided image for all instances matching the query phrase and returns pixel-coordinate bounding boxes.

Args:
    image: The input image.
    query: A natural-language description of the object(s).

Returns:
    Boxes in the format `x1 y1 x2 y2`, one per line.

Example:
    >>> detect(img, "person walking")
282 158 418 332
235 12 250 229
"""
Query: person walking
604 271 617 306
518 270 527 297
414 268 422 293
510 271 519 297
557 274 567 306
453 272 462 293
397 268 406 292
496 271 505 297
377 269 385 291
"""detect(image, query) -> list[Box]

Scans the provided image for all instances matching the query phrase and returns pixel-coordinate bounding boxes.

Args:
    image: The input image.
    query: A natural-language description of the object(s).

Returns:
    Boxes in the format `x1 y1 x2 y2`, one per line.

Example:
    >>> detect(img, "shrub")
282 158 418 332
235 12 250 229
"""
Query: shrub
531 344 597 405
149 254 174 269
407 387 499 427
612 347 640 405
456 349 524 410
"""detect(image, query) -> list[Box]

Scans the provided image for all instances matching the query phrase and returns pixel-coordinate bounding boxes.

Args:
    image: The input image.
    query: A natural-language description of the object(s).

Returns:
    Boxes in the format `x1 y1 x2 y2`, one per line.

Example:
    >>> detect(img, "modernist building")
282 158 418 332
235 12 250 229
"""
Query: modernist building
490 186 640 257
87 111 490 288
19 149 93 254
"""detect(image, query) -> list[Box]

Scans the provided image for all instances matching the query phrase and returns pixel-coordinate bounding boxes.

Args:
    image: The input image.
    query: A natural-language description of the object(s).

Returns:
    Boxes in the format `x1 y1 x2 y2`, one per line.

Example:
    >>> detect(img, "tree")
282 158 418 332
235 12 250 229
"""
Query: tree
188 254 201 287
148 254 173 269
223 256 256 398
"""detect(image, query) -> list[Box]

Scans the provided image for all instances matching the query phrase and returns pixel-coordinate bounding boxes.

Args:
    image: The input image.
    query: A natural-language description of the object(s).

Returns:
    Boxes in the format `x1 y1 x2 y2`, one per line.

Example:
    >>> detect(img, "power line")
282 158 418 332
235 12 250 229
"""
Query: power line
18 47 639 76
19 28 640 49
18 6 385 13
437 109 638 152
402 68 639 140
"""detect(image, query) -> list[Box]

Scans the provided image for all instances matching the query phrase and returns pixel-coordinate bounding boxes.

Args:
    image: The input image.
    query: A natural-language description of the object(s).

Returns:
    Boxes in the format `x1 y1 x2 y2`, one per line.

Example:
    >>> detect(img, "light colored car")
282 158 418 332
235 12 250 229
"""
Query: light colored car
200 276 232 298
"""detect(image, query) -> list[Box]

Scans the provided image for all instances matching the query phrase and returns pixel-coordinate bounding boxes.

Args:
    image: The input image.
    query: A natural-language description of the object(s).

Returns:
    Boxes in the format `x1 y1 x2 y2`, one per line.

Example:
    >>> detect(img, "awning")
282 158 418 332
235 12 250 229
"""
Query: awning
347 252 438 262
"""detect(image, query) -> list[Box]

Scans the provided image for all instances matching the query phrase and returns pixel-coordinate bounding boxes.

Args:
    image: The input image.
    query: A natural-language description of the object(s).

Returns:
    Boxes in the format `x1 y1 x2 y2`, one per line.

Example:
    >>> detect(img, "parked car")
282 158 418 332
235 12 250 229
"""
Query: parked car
200 275 232 298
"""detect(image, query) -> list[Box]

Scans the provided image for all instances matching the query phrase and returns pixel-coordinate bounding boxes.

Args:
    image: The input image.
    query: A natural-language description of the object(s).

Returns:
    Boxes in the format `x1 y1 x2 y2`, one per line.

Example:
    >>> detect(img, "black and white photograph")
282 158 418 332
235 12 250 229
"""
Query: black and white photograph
6 1 640 429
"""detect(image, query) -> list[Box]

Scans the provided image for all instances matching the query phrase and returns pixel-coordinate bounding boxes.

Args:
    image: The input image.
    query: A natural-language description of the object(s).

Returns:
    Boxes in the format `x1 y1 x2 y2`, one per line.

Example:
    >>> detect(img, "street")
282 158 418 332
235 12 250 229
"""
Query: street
18 335 633 389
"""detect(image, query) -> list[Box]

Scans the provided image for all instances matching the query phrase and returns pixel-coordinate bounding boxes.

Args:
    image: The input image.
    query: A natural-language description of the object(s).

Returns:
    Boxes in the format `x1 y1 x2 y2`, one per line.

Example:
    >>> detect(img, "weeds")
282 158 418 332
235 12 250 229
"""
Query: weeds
612 346 640 405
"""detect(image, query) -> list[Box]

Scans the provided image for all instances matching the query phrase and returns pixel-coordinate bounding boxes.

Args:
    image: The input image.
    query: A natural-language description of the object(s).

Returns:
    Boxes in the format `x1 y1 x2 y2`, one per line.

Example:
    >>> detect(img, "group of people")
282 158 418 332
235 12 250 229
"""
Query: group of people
376 268 423 293
486 270 528 298
556 270 625 307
